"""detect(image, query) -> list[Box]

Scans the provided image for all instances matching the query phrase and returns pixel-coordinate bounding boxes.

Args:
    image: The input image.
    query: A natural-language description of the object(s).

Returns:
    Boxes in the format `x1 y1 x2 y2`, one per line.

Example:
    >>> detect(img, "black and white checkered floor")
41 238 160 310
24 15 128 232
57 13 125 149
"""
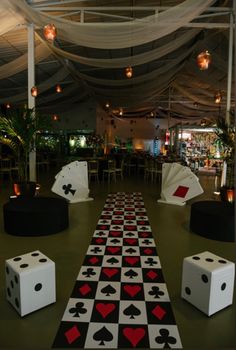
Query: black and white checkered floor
52 192 182 348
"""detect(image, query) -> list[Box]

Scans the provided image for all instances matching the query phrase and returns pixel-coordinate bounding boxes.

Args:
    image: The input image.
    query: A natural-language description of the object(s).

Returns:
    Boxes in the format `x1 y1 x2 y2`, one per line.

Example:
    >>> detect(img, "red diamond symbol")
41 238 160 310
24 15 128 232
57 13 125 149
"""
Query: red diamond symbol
89 256 99 265
151 305 166 320
146 270 158 280
144 248 153 255
173 185 189 198
95 238 104 244
65 325 81 344
79 283 92 296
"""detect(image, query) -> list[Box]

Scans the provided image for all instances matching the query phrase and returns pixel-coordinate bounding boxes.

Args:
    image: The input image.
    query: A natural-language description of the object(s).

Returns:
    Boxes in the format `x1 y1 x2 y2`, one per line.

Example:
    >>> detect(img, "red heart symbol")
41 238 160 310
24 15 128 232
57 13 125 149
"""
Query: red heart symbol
110 231 122 237
123 327 146 347
125 257 139 266
96 303 115 318
123 285 141 297
125 238 137 245
107 246 120 254
102 268 119 278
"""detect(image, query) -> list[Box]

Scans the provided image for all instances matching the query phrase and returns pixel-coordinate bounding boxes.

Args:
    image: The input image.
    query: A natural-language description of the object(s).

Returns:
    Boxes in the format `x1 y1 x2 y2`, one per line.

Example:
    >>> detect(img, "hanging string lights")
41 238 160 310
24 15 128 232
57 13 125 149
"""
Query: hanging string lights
196 50 212 70
43 24 57 41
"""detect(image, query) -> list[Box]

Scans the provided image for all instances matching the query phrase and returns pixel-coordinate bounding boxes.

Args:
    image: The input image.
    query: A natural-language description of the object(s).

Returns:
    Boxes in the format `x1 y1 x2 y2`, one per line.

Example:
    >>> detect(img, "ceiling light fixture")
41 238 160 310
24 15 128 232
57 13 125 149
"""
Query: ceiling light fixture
31 86 38 97
43 24 57 41
214 91 222 104
56 84 62 93
125 66 133 78
52 114 59 121
196 50 212 70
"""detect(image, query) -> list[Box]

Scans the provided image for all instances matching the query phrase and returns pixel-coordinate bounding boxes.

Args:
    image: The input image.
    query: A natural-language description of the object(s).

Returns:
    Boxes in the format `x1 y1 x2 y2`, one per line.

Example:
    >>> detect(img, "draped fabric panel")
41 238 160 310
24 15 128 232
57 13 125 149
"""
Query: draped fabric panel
0 68 69 104
9 0 214 49
0 43 51 80
46 28 200 68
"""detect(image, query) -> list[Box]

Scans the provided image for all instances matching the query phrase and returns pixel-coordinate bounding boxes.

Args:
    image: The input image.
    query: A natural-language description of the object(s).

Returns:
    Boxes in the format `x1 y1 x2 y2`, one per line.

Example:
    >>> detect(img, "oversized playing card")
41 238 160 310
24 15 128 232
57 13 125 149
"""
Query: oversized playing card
51 173 82 202
161 173 203 205
51 161 93 203
62 161 89 189
52 193 182 349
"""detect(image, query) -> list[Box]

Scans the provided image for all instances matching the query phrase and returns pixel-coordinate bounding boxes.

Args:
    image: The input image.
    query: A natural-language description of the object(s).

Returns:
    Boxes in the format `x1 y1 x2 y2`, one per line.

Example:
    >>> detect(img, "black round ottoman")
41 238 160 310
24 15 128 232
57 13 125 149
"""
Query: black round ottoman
3 197 69 236
190 200 235 242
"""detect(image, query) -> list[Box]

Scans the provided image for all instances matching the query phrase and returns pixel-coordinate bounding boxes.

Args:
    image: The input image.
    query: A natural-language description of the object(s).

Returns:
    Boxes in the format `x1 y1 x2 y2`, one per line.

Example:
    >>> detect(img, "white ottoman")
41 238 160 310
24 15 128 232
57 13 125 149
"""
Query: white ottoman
181 251 235 316
5 250 56 316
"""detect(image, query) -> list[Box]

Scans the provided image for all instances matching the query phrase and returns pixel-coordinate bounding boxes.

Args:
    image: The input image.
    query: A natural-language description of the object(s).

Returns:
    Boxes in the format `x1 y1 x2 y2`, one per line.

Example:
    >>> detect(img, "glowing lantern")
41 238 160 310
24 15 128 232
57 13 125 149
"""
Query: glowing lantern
56 84 62 93
52 114 59 121
125 66 133 78
31 86 38 97
6 103 11 109
43 24 57 41
214 91 222 104
196 50 212 70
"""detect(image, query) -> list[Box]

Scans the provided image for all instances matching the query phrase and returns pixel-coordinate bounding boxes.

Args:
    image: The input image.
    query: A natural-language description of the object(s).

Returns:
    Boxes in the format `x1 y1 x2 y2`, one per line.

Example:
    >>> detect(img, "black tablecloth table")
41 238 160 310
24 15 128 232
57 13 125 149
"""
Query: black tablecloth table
190 200 235 242
3 196 69 236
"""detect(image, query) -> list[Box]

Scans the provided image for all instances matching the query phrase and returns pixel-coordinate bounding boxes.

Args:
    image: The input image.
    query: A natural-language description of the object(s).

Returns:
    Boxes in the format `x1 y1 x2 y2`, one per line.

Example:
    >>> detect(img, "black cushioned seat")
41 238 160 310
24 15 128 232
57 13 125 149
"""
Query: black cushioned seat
3 196 69 236
190 200 235 242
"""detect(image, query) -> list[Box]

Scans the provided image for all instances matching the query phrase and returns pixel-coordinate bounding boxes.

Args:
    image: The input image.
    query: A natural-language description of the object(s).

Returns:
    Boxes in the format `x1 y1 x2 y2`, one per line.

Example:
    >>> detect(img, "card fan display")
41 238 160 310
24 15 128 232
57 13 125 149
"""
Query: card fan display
51 161 93 203
158 163 203 206
52 192 182 348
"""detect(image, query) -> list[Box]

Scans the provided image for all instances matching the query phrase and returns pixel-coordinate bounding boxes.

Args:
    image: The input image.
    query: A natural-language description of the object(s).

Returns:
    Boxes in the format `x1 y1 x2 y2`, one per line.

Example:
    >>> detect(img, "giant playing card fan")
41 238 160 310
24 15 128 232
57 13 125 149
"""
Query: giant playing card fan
51 161 93 203
158 163 203 206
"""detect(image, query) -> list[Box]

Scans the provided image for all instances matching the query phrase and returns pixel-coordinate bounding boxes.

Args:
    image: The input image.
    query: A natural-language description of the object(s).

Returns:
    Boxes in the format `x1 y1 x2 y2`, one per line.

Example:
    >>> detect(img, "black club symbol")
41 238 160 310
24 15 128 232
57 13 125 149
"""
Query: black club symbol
155 328 177 348
62 184 76 196
69 302 87 317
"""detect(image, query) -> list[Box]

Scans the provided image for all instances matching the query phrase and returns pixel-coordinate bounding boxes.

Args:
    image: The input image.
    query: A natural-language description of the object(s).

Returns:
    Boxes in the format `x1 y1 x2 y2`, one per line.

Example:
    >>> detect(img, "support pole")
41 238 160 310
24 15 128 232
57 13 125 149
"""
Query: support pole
28 23 36 182
225 12 234 125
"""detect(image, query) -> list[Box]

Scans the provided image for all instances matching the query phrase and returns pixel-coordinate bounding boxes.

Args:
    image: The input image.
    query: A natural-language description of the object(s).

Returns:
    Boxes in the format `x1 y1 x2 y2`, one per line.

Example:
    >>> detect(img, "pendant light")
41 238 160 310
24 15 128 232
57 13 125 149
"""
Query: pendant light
214 91 222 104
125 66 133 78
31 86 38 97
56 84 62 93
43 24 57 41
196 50 212 70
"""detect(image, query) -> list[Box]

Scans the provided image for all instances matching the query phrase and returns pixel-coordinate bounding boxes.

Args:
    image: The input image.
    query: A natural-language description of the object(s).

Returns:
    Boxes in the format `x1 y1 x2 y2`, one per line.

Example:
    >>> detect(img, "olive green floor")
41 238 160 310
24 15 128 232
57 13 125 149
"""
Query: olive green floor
0 169 235 350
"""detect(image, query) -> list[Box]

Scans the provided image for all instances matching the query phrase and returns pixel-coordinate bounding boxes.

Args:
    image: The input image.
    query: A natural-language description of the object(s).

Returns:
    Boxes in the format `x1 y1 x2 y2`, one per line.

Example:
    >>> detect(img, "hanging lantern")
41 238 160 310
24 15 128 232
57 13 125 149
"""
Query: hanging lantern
31 86 38 97
105 102 110 109
125 66 133 78
43 24 57 41
214 91 222 104
119 108 123 116
56 84 62 93
196 50 212 70
6 103 11 109
52 114 59 121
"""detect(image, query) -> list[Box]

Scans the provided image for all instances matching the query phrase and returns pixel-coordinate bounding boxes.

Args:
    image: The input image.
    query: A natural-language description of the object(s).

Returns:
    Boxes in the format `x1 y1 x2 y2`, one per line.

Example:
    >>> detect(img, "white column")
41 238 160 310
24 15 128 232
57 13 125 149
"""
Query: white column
28 23 36 182
225 12 234 125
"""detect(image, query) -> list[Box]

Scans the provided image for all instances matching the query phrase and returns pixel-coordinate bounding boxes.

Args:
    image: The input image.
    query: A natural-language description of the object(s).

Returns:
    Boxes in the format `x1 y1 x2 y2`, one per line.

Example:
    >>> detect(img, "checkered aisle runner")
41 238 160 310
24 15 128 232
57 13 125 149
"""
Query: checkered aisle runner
52 192 182 348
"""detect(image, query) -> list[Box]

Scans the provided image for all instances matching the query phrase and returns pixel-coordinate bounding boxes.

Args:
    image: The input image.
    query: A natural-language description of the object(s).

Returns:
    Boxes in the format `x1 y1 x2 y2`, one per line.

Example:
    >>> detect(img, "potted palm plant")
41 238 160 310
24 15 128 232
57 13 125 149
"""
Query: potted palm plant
0 106 50 196
215 114 235 202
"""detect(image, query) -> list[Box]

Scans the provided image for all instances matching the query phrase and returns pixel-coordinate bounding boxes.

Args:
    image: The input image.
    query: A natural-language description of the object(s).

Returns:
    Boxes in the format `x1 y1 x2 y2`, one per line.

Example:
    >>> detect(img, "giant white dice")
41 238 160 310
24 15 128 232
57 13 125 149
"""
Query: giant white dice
181 251 235 316
5 250 56 316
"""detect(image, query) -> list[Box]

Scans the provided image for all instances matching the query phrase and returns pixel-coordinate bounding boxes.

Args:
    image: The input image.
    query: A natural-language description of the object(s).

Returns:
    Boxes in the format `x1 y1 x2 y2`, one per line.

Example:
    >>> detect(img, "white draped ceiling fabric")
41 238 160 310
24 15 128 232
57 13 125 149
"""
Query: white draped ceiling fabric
0 0 234 121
